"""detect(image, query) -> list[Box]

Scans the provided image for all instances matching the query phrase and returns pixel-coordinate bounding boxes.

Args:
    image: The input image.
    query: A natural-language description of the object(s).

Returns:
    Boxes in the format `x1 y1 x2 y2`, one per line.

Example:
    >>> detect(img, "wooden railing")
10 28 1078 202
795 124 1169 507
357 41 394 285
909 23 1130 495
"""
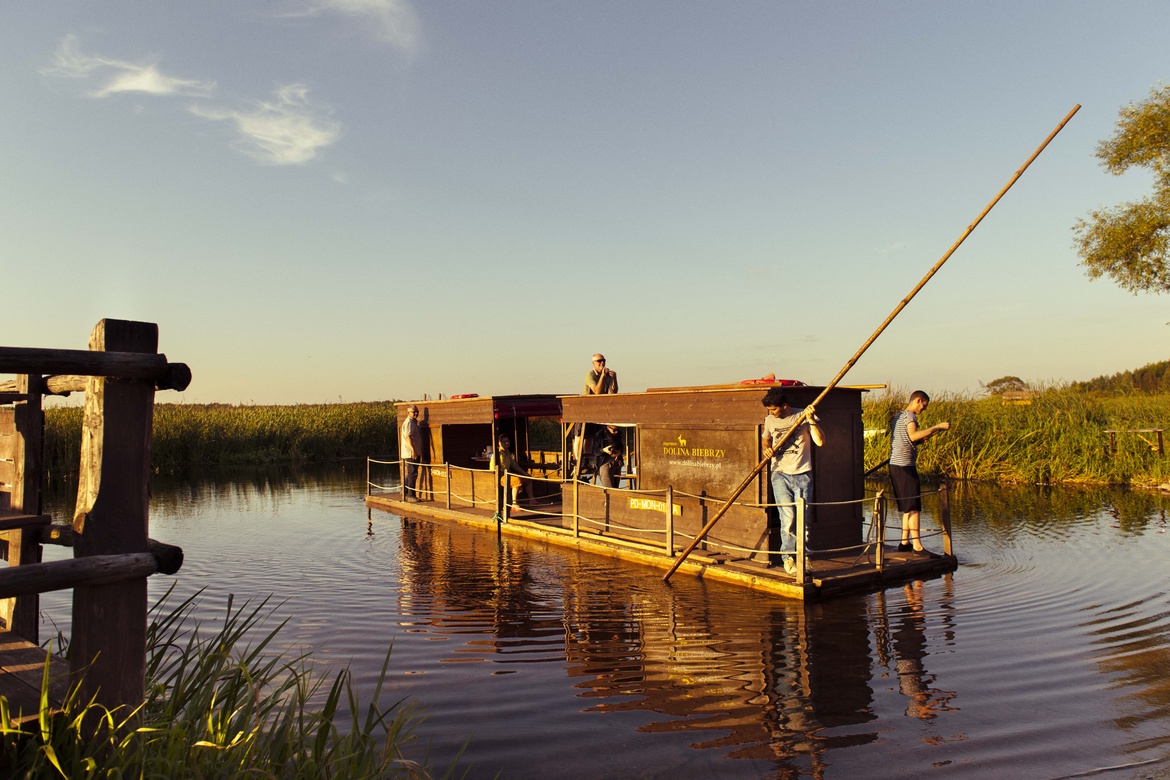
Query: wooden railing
0 318 190 723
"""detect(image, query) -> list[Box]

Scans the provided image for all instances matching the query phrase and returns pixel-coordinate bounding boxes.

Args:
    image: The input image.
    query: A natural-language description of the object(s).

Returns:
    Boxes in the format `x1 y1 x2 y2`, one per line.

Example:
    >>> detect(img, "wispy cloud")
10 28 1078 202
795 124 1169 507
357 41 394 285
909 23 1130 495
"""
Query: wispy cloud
290 0 420 54
42 34 216 98
188 85 342 165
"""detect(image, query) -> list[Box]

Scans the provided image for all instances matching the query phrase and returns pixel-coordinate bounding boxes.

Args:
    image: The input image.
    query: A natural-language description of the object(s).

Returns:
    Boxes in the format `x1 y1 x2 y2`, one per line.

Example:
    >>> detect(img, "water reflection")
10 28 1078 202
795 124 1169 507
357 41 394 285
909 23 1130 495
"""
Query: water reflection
36 467 1170 778
386 516 967 775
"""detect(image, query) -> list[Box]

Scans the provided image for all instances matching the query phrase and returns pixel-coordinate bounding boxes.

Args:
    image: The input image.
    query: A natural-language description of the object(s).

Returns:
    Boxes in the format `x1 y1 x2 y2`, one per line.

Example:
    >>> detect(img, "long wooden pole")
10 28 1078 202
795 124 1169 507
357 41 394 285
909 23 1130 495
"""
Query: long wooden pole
663 104 1081 582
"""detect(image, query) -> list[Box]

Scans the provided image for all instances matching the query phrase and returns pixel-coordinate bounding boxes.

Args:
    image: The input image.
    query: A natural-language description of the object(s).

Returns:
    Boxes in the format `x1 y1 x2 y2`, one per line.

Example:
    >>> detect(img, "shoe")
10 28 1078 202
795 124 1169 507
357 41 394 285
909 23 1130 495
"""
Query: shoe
897 543 912 552
912 547 941 558
404 496 419 503
783 558 797 576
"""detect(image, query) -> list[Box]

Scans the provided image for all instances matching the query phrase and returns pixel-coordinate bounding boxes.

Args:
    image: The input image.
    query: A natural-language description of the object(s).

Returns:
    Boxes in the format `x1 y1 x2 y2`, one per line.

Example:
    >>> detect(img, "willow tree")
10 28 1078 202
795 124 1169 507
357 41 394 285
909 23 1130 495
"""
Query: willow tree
1074 85 1170 293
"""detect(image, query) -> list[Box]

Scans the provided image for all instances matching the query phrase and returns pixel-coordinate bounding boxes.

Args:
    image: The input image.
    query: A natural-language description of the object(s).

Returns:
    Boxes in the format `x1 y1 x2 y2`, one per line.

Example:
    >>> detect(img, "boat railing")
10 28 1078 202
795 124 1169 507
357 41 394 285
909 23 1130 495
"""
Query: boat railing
366 457 953 582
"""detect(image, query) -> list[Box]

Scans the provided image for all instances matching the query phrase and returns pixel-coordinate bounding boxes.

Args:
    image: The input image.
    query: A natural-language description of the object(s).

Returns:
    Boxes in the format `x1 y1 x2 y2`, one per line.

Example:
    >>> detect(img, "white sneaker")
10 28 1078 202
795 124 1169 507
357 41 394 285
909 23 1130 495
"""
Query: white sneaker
783 558 797 576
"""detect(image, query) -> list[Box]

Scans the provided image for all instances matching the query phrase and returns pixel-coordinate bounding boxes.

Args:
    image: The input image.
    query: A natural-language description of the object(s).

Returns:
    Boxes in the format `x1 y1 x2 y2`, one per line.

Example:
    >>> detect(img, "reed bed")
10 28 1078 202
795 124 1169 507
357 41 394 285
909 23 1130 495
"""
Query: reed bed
864 387 1170 486
43 390 1170 486
45 401 399 475
0 587 448 779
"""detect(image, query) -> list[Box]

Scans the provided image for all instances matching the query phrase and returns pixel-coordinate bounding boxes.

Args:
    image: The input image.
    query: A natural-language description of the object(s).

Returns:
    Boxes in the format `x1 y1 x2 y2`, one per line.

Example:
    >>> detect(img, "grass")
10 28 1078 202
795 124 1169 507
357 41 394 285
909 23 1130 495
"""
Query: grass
863 386 1170 486
0 587 452 779
45 401 400 475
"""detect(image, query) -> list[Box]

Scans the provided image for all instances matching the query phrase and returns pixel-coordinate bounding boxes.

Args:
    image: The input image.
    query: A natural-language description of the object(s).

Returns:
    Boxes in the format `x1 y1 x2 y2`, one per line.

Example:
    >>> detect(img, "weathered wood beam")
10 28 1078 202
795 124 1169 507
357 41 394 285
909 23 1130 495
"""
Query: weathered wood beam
0 348 191 391
0 553 158 598
0 368 191 396
35 525 184 575
71 319 155 722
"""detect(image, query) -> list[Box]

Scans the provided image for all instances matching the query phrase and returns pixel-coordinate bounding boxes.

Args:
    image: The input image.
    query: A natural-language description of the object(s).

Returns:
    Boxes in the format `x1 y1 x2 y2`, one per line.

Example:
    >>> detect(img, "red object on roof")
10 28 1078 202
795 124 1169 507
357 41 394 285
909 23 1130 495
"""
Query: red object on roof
739 373 806 386
450 393 479 399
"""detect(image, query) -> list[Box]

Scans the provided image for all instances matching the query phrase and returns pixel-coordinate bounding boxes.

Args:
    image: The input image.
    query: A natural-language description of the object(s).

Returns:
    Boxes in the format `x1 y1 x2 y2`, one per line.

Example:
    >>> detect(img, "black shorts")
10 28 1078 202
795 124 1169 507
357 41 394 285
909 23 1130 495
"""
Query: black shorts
889 464 921 513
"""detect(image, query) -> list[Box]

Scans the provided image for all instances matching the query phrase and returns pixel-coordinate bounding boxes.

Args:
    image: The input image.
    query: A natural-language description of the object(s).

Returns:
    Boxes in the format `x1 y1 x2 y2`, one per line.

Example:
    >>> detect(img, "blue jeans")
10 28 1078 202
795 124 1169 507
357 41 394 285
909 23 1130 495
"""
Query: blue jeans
771 470 812 562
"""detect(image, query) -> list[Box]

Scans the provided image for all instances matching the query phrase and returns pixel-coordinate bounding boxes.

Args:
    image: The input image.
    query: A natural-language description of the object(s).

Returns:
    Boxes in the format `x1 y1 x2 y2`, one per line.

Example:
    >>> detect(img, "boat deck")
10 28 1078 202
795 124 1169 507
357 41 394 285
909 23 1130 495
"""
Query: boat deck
366 493 957 599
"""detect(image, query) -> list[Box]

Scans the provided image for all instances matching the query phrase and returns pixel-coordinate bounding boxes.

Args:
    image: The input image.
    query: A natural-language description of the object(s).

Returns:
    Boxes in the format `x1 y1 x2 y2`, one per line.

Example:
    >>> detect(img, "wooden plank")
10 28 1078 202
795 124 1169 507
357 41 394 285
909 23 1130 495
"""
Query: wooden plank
0 631 71 726
1 375 43 641
0 513 50 532
0 553 158 598
71 319 155 722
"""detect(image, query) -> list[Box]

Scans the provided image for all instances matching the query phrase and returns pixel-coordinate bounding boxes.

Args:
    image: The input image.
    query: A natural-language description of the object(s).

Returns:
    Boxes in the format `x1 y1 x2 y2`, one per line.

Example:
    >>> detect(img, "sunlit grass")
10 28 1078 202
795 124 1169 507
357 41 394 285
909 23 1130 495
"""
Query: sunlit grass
864 387 1170 486
45 401 399 475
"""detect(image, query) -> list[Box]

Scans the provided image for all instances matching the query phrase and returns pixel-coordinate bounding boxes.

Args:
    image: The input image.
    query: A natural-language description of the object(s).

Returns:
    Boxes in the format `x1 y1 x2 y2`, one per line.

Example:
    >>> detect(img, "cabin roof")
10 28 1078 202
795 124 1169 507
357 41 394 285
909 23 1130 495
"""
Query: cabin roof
558 383 873 426
396 394 561 426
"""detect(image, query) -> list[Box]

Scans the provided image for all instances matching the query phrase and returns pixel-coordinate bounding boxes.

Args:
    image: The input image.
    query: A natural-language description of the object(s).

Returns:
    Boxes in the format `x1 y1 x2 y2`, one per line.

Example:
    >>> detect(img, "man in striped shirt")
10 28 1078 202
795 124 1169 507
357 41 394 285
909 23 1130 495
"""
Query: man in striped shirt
889 391 950 555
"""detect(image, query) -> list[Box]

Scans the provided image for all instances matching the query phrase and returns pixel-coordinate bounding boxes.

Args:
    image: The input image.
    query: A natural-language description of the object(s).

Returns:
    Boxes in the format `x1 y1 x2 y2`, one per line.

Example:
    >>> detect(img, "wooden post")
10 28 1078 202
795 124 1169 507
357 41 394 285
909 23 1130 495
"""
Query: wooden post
71 319 155 722
795 497 806 583
939 481 953 557
445 463 452 510
1159 430 1165 457
366 457 371 496
665 486 674 556
6 374 44 642
874 491 886 570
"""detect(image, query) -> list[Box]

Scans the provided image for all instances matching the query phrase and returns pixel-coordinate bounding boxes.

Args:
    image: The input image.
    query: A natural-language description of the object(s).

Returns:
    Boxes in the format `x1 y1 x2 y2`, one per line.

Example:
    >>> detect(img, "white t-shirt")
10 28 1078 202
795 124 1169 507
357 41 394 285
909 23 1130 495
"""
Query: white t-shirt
763 412 814 475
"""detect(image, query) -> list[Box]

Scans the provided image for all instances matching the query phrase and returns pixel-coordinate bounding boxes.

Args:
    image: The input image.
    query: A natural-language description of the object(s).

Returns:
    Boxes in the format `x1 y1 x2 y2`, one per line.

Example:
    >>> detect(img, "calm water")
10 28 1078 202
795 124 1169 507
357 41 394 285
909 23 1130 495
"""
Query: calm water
38 466 1170 779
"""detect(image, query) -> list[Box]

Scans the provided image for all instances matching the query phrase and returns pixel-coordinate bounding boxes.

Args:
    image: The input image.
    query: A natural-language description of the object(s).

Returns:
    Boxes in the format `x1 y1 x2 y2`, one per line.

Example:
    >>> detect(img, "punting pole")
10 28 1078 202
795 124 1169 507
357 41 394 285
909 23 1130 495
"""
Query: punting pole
663 104 1081 583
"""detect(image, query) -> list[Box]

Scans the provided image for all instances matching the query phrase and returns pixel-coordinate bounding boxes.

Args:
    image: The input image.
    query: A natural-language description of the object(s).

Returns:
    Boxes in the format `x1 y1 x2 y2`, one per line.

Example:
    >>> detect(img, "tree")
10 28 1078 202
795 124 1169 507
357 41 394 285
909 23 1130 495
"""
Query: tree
982 376 1028 396
1074 84 1170 294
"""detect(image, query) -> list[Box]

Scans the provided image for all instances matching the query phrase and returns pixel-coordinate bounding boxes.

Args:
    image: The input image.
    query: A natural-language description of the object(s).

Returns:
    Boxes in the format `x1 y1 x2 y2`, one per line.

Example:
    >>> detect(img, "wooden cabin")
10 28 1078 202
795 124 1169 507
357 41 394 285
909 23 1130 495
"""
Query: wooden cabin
370 383 956 600
559 383 864 565
394 394 563 505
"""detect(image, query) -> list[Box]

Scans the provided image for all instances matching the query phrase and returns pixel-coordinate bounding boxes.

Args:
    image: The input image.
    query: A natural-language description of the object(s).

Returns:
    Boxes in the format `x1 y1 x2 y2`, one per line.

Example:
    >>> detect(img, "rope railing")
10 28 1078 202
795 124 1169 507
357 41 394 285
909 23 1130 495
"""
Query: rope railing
366 456 954 569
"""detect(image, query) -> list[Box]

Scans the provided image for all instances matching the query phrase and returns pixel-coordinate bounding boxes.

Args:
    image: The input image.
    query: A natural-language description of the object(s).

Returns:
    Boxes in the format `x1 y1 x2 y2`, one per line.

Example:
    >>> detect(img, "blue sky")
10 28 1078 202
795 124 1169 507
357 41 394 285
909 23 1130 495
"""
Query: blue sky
2 2 1167 404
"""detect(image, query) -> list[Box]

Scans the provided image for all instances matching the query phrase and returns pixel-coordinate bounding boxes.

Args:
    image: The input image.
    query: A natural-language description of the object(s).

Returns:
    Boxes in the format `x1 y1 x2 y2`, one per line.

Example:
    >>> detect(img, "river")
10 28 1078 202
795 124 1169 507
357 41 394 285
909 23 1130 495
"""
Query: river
37 465 1170 779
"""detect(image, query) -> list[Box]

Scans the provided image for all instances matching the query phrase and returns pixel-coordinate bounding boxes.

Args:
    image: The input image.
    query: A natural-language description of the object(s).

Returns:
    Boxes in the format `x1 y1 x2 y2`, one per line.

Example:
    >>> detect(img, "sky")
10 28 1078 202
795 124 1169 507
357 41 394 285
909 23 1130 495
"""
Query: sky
2 1 1168 405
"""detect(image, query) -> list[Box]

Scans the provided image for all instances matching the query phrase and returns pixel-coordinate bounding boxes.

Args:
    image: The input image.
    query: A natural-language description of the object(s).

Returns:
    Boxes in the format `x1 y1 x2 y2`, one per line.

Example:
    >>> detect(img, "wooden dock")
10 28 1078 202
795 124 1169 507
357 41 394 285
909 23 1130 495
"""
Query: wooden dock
0 319 189 726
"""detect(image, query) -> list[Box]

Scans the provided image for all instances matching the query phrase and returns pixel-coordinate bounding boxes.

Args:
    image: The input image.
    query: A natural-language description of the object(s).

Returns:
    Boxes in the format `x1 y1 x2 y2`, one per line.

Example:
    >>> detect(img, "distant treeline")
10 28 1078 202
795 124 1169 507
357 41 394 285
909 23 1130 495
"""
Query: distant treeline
1073 360 1170 394
45 401 400 475
864 387 1170 487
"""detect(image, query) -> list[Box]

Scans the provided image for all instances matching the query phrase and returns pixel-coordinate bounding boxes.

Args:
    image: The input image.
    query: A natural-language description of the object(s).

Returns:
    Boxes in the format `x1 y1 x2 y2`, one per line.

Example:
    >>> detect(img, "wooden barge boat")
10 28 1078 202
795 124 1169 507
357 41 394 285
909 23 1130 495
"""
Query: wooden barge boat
365 384 957 599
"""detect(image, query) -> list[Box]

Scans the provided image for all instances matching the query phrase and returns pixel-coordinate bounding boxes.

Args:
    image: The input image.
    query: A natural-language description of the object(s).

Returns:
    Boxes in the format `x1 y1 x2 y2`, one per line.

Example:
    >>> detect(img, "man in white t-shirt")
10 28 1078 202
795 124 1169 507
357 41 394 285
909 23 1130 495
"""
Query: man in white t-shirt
760 388 824 576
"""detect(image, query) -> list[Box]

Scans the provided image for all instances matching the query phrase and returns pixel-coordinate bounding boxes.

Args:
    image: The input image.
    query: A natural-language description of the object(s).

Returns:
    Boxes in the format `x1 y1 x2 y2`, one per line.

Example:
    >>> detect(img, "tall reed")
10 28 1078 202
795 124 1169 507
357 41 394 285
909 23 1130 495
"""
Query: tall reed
45 401 399 475
864 387 1170 486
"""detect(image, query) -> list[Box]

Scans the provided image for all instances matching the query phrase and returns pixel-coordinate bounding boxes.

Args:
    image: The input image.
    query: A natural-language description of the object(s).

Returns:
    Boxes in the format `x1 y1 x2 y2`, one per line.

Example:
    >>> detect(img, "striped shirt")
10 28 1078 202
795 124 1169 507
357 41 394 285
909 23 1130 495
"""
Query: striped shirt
889 410 918 467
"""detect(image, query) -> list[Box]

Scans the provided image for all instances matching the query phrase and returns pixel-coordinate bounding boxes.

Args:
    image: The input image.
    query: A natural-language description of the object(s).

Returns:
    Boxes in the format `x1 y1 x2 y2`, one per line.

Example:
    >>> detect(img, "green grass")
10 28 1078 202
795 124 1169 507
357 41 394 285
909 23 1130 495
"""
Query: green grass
46 401 400 475
0 587 453 779
864 387 1170 486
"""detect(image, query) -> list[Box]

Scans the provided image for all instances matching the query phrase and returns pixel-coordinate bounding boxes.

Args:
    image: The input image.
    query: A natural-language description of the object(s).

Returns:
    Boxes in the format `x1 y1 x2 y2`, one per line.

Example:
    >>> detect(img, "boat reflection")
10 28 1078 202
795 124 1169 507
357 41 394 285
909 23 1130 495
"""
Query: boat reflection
390 517 959 768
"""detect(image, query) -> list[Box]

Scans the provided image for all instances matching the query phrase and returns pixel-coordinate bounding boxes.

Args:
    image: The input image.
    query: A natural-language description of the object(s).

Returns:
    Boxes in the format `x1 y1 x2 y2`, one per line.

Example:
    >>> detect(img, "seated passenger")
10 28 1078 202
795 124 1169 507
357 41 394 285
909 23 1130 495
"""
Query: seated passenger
592 424 624 488
491 434 535 509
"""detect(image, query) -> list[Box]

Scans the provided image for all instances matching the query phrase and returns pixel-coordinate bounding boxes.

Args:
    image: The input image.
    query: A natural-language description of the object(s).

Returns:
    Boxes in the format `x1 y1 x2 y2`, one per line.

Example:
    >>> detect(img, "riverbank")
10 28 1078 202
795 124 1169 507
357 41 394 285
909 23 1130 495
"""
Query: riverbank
864 387 1170 486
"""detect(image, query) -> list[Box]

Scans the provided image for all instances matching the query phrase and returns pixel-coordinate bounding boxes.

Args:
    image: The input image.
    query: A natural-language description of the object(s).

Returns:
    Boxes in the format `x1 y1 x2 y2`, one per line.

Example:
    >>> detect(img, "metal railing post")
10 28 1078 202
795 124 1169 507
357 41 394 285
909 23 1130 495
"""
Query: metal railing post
572 477 580 537
795 496 806 583
875 490 886 570
665 486 674 556
939 482 953 557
